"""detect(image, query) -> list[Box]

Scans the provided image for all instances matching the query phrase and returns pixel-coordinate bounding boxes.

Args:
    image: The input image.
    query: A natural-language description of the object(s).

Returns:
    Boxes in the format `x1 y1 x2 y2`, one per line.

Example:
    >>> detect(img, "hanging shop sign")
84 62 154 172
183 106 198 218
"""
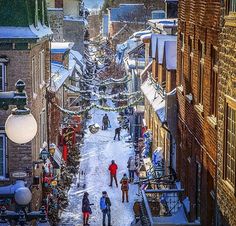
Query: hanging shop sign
11 171 28 178
51 180 57 187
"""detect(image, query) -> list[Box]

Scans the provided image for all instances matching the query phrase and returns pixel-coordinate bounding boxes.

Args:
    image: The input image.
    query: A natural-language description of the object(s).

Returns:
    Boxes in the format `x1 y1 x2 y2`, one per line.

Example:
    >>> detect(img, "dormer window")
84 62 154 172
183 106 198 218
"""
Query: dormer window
35 0 39 27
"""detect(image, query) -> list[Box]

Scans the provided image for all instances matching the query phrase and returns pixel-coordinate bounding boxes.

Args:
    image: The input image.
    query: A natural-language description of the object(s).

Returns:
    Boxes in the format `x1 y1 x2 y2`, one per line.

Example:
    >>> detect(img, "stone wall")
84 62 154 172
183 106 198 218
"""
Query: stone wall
0 39 50 210
88 14 101 38
63 19 85 54
176 0 221 225
47 8 64 42
217 16 236 226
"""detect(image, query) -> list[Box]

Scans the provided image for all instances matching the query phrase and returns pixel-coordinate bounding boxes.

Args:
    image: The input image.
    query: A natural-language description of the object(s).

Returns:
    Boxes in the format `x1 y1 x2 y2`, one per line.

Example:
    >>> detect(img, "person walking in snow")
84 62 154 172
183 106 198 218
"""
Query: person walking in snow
127 156 136 182
108 160 118 187
102 113 110 130
120 173 129 203
100 191 112 226
113 127 121 141
82 192 93 226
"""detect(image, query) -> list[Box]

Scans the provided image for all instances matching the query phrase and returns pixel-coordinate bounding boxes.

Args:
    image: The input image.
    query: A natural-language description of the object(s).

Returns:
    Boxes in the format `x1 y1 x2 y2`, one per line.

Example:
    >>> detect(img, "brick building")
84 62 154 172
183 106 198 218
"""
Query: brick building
0 0 52 209
176 0 221 225
217 1 236 226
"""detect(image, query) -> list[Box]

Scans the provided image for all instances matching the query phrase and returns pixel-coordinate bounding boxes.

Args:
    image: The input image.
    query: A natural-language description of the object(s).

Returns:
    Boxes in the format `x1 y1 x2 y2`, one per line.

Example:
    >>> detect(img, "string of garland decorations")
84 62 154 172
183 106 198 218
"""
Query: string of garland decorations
64 84 141 100
51 96 143 115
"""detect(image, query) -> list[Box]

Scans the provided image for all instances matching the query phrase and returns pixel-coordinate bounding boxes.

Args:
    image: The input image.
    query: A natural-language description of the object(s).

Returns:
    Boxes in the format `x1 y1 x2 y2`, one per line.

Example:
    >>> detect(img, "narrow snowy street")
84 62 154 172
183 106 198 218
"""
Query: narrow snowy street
59 108 139 226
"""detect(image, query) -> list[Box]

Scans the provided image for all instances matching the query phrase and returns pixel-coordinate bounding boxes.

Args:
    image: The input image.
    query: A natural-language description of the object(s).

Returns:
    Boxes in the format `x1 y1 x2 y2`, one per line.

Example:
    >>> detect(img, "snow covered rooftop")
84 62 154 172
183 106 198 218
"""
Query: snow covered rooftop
133 30 152 38
50 63 71 92
109 4 145 22
164 41 177 70
51 42 74 53
141 79 166 123
148 18 178 28
151 34 177 63
0 22 53 41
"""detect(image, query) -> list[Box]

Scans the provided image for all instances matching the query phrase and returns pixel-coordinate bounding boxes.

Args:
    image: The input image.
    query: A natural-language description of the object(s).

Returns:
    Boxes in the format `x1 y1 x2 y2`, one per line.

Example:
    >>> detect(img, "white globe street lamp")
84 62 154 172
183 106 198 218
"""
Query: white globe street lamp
14 187 32 206
5 109 37 144
0 80 37 144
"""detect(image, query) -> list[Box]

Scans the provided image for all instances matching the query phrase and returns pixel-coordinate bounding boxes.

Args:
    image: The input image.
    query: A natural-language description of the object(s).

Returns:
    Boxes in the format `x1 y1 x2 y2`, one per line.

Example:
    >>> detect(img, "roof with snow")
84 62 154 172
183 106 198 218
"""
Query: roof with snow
141 79 166 123
148 19 178 29
109 4 146 22
164 41 177 70
51 42 74 53
51 63 70 92
151 34 177 63
0 0 52 41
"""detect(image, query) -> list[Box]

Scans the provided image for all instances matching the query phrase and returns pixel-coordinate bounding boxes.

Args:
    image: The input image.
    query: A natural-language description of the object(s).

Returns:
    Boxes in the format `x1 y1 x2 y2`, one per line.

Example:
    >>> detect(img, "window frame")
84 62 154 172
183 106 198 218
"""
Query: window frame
32 57 37 94
210 46 218 117
40 109 46 147
225 0 236 15
0 63 6 92
198 40 205 105
223 95 236 192
188 36 194 93
179 33 185 86
40 50 45 85
0 134 7 179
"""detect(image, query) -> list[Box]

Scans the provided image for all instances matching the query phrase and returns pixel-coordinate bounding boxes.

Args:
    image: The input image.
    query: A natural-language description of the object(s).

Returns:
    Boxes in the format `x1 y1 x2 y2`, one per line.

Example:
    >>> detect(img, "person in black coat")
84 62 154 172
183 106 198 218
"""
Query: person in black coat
114 127 121 141
82 192 93 226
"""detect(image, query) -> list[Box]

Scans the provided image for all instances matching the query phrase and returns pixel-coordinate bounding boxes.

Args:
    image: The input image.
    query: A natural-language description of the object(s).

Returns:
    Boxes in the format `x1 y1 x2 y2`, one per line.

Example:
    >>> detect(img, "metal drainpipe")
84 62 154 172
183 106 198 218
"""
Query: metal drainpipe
161 122 173 173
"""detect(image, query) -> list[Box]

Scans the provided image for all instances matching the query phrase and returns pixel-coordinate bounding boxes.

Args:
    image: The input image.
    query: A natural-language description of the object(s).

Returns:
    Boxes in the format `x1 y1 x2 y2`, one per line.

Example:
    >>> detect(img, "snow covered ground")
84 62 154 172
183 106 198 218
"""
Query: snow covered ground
59 108 139 226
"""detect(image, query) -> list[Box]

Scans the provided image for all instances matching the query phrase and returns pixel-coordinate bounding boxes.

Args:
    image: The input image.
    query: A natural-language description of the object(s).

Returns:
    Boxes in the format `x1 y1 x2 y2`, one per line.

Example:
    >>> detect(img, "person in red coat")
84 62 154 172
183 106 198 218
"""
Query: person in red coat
108 160 118 187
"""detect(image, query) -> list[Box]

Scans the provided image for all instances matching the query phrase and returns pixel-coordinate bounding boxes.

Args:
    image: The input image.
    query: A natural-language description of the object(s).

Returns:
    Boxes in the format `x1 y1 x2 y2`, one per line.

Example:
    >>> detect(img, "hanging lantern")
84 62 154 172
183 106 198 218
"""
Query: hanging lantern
40 148 50 163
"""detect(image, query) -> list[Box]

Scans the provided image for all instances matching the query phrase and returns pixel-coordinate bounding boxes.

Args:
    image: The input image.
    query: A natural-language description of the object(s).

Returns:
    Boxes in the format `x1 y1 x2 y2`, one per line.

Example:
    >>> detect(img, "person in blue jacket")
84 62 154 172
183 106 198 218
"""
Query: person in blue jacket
100 191 112 226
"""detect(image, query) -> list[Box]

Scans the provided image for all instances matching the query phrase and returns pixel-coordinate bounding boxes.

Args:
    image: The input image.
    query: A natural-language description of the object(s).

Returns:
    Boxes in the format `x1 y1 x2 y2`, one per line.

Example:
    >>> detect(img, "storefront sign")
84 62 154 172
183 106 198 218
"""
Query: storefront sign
11 171 28 178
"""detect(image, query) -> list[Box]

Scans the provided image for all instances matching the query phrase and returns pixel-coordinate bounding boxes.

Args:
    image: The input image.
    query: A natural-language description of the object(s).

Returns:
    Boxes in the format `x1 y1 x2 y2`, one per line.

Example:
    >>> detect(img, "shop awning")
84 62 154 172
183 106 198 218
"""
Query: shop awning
51 146 62 169
141 79 166 123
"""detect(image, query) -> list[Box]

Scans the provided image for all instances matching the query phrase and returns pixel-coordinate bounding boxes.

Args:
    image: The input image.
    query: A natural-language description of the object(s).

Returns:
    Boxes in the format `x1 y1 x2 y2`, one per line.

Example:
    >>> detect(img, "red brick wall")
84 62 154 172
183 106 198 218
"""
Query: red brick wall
176 0 221 225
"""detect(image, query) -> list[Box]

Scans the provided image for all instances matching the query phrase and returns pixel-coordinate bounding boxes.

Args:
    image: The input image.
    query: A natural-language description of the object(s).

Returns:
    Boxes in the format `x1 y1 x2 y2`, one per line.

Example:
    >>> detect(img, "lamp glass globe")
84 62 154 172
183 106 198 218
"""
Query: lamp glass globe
14 187 32 206
5 113 37 144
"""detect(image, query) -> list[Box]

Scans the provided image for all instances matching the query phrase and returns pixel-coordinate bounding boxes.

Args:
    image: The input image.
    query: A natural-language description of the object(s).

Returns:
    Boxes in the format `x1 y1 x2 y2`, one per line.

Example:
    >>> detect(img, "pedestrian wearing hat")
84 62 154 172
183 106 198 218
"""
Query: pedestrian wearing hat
100 191 112 226
120 173 129 202
82 192 93 226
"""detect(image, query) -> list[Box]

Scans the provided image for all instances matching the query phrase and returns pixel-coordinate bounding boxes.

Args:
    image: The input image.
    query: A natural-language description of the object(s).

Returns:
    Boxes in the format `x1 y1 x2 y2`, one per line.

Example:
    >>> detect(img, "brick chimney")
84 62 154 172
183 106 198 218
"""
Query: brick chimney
55 0 63 8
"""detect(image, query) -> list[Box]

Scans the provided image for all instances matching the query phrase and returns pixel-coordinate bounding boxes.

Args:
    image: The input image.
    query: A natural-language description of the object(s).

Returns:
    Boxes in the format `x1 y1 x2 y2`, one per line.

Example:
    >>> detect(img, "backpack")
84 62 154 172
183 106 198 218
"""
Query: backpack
100 197 107 210
121 177 129 190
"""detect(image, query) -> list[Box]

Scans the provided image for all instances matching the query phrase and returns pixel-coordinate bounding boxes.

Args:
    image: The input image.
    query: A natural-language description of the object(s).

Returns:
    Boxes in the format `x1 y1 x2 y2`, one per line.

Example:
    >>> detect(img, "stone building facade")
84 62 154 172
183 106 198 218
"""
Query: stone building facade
176 0 221 225
0 0 52 210
217 1 236 226
47 0 87 54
